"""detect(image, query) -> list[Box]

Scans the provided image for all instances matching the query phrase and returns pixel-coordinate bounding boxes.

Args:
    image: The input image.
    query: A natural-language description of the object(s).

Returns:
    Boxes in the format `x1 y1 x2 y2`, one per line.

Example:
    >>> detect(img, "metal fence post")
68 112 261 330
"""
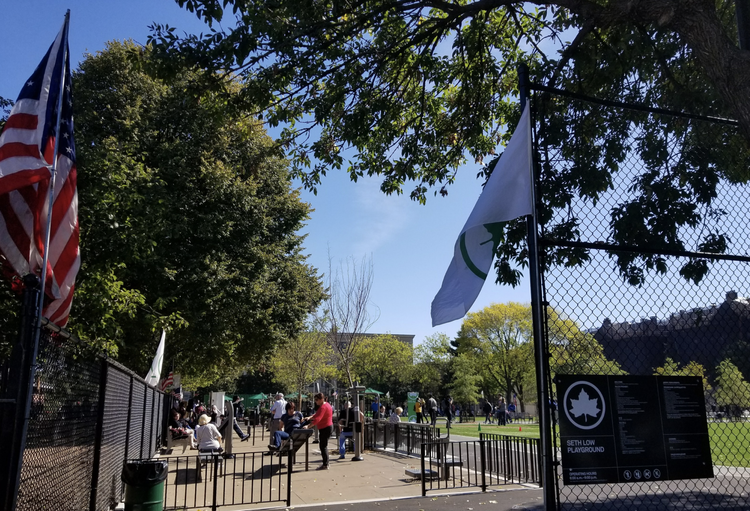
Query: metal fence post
479 439 487 492
2 274 41 511
88 359 109 511
286 449 293 506
212 456 220 511
420 443 426 497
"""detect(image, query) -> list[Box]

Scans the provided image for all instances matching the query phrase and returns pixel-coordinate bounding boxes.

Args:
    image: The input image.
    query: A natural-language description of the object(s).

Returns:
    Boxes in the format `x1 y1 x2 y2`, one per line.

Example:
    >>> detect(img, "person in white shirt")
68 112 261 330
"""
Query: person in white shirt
269 393 287 436
196 414 222 452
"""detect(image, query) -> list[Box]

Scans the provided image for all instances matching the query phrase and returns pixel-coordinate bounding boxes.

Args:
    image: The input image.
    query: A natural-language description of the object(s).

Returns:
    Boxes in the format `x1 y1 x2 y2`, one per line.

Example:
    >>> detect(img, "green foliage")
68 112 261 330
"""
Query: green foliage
714 359 750 411
455 302 535 406
412 333 453 397
653 357 710 392
449 352 483 406
270 330 335 406
150 0 750 288
350 334 413 397
65 41 325 385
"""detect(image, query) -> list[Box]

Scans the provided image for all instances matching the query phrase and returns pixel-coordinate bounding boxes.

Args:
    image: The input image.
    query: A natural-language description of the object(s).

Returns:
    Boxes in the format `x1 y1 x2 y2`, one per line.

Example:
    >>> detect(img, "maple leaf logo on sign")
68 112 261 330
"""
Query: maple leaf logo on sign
563 381 606 430
569 389 600 423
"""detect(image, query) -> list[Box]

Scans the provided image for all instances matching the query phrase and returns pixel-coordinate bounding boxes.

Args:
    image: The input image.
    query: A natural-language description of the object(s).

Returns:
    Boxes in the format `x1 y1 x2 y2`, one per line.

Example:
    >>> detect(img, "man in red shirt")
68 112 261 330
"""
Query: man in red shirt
304 392 333 470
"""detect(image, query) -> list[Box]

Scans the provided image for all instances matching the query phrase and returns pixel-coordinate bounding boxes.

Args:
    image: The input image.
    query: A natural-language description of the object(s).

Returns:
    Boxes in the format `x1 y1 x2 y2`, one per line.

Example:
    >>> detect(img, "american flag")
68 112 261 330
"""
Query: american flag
0 17 79 327
160 371 174 391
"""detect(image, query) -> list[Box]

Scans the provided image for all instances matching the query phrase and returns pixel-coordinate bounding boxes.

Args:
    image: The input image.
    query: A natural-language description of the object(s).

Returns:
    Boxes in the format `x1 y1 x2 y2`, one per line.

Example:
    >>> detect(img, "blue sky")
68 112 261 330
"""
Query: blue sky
0 1 531 346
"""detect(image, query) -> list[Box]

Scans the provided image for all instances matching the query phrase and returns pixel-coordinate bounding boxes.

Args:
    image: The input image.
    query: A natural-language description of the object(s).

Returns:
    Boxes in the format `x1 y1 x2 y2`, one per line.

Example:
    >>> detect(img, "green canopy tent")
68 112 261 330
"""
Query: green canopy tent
286 392 308 399
247 393 268 400
364 388 383 395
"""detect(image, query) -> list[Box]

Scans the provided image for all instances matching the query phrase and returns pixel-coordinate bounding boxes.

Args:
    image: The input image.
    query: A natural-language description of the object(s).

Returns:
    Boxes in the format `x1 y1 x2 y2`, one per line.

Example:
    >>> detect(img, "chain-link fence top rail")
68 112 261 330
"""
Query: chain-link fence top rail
533 89 750 508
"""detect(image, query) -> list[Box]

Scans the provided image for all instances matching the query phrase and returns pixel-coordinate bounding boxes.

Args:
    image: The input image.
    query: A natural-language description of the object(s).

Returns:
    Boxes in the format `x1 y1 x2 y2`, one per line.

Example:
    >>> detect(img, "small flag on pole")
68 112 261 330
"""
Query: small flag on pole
0 14 80 327
144 330 166 387
160 371 174 391
431 104 533 326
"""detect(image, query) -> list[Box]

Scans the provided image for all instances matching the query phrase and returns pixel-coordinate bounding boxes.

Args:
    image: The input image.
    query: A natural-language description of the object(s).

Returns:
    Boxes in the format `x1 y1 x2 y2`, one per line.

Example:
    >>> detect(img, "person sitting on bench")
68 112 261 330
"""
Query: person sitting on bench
268 401 303 450
196 413 223 453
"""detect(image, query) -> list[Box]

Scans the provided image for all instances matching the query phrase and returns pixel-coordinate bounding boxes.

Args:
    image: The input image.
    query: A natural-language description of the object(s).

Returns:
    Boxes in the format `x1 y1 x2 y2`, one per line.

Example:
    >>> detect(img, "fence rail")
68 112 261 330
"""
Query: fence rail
159 451 292 511
419 437 542 496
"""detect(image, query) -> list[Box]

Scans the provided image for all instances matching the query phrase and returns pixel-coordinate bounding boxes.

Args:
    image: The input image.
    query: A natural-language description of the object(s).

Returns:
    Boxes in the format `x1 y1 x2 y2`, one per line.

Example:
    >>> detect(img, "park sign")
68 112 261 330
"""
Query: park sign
555 375 713 485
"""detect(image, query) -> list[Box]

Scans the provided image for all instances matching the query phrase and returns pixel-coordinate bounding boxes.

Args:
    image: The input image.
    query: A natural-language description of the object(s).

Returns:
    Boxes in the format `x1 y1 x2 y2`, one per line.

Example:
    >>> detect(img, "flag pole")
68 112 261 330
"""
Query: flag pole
7 12 72 510
38 9 71 316
518 63 556 510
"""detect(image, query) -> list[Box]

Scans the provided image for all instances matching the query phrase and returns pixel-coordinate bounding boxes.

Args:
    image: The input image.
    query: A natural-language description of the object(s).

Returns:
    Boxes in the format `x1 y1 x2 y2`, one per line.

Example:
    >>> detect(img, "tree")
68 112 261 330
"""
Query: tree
714 358 750 417
270 330 336 409
449 352 483 409
150 0 750 287
412 333 453 398
550 332 626 377
653 358 710 392
454 302 535 408
351 334 413 397
35 41 326 385
319 255 377 387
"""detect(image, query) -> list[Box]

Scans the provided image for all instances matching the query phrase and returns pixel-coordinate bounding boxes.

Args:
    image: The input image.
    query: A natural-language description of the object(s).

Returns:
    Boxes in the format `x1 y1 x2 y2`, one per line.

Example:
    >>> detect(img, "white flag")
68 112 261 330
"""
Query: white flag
431 104 533 326
144 330 166 387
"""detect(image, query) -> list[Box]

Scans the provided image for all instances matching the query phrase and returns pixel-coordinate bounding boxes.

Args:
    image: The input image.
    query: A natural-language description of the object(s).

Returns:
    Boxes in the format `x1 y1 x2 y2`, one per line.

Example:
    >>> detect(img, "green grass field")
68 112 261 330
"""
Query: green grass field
425 419 750 467
708 421 750 467
433 420 541 440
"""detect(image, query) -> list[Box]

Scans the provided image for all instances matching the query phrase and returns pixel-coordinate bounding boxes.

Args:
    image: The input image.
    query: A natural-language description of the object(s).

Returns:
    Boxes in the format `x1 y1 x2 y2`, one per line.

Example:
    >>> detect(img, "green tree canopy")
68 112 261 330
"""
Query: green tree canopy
714 358 750 412
64 41 325 385
350 334 413 397
653 358 710 392
149 0 750 287
413 333 453 398
270 330 336 408
454 302 535 406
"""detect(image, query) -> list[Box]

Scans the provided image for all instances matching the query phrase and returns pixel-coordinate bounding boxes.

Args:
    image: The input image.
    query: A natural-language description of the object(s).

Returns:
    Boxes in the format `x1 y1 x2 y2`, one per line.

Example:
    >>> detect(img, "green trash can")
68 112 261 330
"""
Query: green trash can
121 459 168 511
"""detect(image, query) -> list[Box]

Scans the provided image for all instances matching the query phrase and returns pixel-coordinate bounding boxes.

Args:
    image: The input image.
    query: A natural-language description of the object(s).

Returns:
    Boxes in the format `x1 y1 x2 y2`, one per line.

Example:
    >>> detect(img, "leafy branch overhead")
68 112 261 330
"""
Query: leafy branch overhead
150 0 750 286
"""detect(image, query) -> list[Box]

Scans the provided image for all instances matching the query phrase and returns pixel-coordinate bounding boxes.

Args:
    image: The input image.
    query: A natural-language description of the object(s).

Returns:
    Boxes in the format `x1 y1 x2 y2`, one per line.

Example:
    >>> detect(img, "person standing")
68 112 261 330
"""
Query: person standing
444 396 453 428
304 393 333 470
415 398 424 424
497 397 507 426
270 393 286 436
428 395 438 426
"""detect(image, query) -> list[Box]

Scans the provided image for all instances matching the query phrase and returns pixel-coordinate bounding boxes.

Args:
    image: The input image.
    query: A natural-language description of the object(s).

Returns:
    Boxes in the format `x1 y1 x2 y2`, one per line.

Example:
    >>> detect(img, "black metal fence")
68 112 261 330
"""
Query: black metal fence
419 436 542 496
365 420 441 455
160 451 293 510
0 286 168 510
533 86 750 509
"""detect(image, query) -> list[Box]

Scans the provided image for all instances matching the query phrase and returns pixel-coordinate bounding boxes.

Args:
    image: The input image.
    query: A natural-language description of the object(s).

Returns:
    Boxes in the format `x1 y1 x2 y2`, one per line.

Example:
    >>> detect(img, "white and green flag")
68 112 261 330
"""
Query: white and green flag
431 104 533 326
145 330 166 387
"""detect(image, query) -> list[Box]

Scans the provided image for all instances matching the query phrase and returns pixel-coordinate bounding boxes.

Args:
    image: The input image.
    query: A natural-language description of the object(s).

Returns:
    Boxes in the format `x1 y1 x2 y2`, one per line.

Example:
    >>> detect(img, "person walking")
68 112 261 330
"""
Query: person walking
304 393 333 470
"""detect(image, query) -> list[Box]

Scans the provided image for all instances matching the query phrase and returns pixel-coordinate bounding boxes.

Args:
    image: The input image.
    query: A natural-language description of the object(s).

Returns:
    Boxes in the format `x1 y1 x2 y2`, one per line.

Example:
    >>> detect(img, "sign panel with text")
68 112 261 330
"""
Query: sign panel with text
556 375 713 485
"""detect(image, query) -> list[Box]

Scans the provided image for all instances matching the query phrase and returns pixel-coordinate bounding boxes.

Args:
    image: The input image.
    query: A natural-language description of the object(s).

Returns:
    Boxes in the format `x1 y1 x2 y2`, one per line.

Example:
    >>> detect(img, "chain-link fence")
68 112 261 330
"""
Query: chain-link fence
0 297 169 511
534 88 750 509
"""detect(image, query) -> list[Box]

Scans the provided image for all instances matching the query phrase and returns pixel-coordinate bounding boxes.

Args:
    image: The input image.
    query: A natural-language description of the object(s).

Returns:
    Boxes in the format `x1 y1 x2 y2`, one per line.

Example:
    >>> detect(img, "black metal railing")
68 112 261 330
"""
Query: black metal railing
366 420 441 455
419 437 542 496
159 451 293 511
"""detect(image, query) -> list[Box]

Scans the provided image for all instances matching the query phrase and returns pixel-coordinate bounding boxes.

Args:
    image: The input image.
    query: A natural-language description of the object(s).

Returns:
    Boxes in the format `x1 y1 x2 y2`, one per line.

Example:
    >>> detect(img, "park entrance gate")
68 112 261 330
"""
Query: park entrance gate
531 85 750 509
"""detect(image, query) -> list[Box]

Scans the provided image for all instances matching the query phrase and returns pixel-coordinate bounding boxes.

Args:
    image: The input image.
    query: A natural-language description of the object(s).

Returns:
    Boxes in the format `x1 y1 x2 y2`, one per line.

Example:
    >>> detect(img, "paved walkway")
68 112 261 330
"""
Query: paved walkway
158 426 544 511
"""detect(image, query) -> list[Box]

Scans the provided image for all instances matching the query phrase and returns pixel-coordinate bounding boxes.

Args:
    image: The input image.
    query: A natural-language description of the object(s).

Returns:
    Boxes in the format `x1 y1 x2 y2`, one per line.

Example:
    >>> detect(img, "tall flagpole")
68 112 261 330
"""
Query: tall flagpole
518 63 556 510
9 14 72 510
38 9 71 314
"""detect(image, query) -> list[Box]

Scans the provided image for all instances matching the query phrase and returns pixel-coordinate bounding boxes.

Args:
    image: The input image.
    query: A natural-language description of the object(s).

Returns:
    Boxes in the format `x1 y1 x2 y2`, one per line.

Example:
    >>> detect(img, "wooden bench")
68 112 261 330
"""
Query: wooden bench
270 429 314 471
166 431 194 454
